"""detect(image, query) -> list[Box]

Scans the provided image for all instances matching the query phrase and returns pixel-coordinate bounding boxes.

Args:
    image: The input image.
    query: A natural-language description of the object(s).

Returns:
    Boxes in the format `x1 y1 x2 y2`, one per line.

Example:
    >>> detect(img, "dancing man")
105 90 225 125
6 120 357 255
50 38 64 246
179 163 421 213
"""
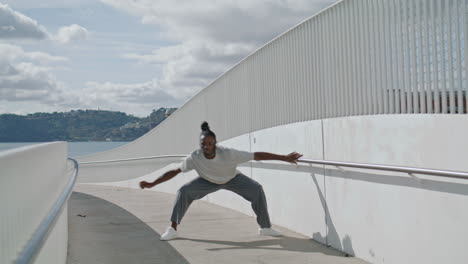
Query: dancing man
140 121 302 240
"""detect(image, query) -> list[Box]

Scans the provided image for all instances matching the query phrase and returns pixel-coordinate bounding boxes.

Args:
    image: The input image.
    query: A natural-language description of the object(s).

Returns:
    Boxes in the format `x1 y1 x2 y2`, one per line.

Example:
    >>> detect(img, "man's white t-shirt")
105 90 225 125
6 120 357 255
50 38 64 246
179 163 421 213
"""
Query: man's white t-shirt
180 145 254 184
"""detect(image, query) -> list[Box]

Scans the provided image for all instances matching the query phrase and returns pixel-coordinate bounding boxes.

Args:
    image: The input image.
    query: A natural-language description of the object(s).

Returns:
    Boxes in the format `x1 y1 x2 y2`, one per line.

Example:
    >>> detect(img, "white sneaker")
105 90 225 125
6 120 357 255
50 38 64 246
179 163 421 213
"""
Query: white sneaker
160 227 178 241
259 227 282 237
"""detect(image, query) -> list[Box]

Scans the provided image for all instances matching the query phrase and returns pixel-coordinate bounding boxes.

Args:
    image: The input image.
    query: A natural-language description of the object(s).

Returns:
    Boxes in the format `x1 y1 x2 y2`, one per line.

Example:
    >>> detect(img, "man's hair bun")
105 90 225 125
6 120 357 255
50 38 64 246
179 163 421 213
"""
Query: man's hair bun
201 121 210 131
200 121 216 139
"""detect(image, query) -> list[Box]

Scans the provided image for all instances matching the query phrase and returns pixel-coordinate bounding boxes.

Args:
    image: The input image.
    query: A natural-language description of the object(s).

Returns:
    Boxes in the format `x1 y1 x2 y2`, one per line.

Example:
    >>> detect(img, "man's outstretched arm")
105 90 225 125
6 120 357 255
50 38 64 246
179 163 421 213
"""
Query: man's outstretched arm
254 152 303 164
140 168 182 189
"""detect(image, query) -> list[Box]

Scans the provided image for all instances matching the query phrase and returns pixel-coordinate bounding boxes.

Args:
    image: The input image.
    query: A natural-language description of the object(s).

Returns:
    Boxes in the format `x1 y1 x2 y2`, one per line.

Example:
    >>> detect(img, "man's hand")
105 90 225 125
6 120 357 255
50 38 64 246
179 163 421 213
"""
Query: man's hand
284 152 303 164
255 151 303 163
139 181 153 189
139 169 182 190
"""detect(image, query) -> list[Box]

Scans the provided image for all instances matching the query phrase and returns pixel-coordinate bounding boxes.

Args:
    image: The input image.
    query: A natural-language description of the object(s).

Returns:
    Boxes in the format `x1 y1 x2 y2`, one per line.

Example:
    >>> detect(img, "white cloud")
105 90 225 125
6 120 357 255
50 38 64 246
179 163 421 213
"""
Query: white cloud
55 24 89 44
122 40 254 98
0 43 68 64
0 3 49 39
76 80 182 116
0 44 71 107
24 51 69 62
0 43 68 63
101 0 335 43
123 41 254 64
102 0 337 102
0 5 80 112
1 0 96 9
0 4 88 44
84 80 179 103
0 61 65 102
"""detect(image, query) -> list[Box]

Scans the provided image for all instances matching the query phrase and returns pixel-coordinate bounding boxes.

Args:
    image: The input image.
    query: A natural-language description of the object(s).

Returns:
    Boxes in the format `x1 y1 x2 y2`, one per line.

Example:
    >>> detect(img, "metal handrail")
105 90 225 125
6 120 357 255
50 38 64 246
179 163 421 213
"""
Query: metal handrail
297 159 468 180
79 155 186 165
15 158 79 264
78 154 468 180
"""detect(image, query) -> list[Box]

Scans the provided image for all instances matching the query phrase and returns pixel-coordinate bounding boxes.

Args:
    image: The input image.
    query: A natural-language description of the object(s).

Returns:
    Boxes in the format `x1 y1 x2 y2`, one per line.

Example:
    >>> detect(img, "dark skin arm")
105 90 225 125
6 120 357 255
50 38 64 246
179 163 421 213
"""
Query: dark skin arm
254 152 303 164
140 152 302 189
139 168 182 189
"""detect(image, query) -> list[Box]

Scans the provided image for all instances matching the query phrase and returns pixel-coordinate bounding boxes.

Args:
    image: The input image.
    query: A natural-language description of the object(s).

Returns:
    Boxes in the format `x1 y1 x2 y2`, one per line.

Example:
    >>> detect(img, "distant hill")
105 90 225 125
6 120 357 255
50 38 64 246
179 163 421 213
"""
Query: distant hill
0 108 177 142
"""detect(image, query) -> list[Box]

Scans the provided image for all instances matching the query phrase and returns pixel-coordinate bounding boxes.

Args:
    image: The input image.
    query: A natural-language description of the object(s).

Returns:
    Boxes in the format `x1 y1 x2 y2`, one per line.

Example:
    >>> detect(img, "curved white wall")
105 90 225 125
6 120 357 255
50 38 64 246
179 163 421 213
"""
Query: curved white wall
321 114 468 264
0 142 69 264
91 114 468 264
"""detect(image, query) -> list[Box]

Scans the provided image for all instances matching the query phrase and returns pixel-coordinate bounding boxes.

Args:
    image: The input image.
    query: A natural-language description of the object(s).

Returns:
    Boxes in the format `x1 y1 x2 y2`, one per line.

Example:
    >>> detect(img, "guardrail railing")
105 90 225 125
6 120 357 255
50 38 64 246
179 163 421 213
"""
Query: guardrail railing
79 155 186 165
15 158 79 264
78 155 468 180
297 158 468 180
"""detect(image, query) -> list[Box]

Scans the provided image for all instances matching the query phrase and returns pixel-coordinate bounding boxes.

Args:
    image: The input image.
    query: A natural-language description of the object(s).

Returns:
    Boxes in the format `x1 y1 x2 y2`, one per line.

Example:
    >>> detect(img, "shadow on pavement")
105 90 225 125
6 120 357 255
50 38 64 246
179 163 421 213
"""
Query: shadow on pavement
67 191 190 264
178 236 344 256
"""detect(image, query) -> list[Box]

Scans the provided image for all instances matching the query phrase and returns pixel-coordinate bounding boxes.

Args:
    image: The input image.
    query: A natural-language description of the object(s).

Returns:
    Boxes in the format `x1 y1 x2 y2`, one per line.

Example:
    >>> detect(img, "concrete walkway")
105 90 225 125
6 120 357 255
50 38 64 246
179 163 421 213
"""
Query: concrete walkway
67 184 368 264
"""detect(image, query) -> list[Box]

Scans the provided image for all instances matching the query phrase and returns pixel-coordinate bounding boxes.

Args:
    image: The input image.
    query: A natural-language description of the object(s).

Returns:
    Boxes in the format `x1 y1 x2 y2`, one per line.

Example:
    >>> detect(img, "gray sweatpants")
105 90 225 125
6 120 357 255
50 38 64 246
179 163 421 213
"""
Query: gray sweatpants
170 173 272 228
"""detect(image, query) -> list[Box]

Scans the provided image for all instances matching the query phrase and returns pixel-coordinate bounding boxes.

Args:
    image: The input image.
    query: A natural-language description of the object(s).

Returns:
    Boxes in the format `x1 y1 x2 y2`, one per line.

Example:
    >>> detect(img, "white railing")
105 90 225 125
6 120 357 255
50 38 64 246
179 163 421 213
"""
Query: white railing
79 155 185 165
0 142 72 264
15 158 78 264
78 155 468 180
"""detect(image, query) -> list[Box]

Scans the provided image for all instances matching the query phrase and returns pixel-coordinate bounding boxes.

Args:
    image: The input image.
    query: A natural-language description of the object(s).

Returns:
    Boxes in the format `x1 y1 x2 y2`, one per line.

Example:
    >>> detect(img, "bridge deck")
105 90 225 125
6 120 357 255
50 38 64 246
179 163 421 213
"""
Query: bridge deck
67 184 368 264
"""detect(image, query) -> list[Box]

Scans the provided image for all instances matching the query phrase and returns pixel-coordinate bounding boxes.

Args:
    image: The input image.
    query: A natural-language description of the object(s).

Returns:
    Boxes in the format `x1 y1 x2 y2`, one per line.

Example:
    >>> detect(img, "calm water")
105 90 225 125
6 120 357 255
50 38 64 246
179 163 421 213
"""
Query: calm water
0 142 129 158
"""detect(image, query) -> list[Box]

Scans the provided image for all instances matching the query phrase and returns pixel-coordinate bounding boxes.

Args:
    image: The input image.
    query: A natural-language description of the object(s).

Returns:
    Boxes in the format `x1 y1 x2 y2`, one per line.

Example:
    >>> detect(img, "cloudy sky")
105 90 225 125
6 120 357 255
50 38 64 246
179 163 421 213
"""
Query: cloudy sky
0 0 336 117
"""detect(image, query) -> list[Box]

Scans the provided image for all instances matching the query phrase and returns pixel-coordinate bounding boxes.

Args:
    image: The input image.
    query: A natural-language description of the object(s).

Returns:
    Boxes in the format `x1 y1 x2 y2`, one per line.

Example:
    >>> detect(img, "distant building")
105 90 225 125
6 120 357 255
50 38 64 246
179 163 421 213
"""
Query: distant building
121 122 141 129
